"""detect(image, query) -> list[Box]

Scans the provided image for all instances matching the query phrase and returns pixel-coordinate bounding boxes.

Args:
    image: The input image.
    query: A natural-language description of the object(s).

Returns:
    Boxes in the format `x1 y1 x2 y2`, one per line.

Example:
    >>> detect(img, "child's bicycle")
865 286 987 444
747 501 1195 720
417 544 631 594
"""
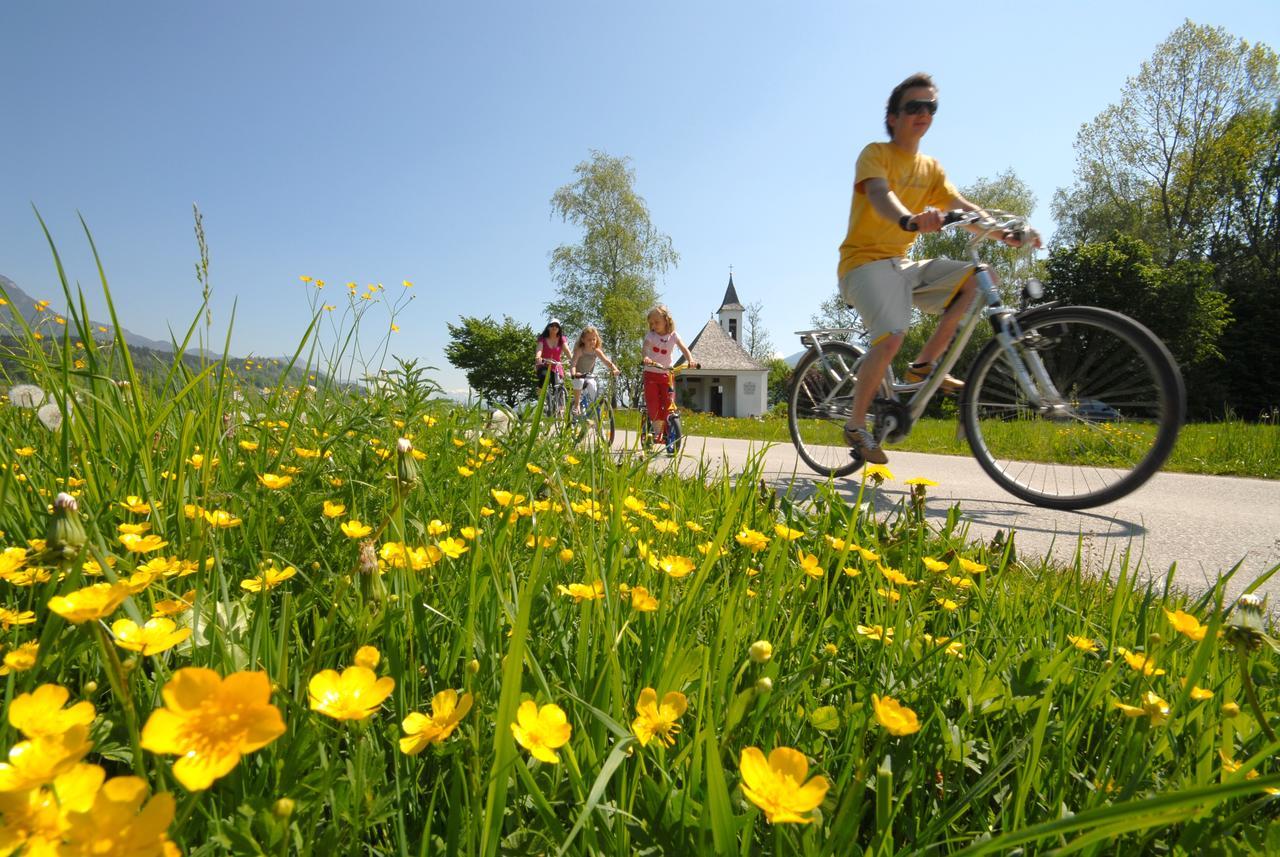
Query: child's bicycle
570 371 615 448
639 360 699 456
787 209 1185 510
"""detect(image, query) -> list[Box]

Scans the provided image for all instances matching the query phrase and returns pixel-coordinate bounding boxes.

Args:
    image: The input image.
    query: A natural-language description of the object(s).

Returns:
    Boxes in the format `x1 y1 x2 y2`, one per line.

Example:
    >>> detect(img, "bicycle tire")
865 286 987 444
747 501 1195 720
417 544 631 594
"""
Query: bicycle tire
961 305 1184 510
787 341 866 478
576 398 615 448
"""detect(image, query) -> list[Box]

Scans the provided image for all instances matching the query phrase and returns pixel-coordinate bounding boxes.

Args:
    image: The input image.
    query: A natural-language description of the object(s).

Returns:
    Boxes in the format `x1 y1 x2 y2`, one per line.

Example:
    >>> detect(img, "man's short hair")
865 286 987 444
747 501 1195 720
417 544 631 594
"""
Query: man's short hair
885 73 935 137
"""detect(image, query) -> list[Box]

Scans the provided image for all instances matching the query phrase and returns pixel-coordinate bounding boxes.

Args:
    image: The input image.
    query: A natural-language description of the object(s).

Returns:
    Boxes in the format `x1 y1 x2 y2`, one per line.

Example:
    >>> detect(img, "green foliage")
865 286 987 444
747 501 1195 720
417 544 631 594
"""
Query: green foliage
444 314 536 407
3 225 1279 854
546 151 678 401
1043 236 1232 416
1052 20 1280 263
766 357 791 407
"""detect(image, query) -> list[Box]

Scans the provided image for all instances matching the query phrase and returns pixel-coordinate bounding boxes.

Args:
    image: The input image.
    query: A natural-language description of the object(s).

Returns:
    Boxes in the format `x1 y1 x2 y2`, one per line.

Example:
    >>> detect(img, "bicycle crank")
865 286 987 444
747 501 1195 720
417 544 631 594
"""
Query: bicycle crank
871 398 913 444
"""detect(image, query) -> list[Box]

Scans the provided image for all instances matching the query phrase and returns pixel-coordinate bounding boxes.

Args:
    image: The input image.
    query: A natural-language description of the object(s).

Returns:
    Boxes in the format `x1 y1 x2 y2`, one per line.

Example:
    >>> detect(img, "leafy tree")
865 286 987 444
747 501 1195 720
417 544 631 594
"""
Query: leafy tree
1211 106 1280 416
1043 236 1231 417
766 357 791 408
546 151 678 403
1052 20 1279 263
443 315 536 407
743 300 775 363
807 292 864 343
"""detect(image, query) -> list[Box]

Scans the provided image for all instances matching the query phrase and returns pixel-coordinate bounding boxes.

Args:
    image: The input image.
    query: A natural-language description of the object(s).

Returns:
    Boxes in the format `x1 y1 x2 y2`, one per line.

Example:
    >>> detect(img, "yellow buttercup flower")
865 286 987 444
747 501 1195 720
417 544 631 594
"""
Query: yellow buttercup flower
427 519 450 536
257 473 293 490
659 554 696 579
738 747 829 824
1164 609 1208 642
152 590 196 618
631 688 687 747
958 558 987 575
308 666 395 721
1116 647 1166 676
0 726 93 791
797 551 823 579
399 690 473 755
8 684 95 738
322 500 346 519
0 607 36 630
118 496 159 514
735 528 770 553
878 564 916 587
202 508 243 528
629 586 659 612
490 490 525 508
872 694 921 736
856 624 893 643
773 524 804 541
557 581 605 603
1067 634 1099 652
341 520 373 539
922 557 949 573
651 519 680 535
240 565 297 593
824 535 846 551
141 668 285 791
117 533 169 554
57 774 177 854
238 440 260 451
48 582 131 624
111 618 192 655
510 700 572 764
1114 691 1171 725
353 645 381 669
436 537 469 559
1 641 39 673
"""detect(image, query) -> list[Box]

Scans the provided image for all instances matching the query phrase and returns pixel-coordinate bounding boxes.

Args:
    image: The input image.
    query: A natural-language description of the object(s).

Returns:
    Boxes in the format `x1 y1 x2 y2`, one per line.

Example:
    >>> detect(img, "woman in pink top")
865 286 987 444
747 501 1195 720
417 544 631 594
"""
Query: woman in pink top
534 319 570 415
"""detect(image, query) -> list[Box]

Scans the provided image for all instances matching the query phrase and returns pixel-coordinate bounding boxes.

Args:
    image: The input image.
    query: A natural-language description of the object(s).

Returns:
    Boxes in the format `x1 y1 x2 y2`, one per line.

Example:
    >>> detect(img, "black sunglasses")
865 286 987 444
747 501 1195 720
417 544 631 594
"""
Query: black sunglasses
901 99 938 116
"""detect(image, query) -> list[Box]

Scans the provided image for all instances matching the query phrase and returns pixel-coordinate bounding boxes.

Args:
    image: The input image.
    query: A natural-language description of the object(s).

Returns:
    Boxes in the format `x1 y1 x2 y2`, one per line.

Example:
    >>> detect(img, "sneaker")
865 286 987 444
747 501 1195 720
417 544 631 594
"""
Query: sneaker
843 424 888 465
905 361 964 394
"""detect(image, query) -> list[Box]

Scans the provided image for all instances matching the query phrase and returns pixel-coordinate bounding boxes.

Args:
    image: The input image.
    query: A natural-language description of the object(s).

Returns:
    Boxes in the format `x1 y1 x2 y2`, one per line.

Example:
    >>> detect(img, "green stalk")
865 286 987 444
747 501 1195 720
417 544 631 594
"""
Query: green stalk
92 622 146 777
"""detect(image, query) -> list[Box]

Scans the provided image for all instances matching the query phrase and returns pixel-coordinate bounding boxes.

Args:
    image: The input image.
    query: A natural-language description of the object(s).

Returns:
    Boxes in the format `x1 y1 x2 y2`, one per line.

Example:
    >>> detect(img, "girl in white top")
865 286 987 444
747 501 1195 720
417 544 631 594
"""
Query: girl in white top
640 304 697 447
569 326 620 414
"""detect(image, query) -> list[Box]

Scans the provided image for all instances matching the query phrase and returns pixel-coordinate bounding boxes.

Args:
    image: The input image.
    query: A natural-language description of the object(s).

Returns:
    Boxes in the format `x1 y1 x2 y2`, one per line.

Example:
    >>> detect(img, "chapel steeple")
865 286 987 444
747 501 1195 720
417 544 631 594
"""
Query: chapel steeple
717 270 745 343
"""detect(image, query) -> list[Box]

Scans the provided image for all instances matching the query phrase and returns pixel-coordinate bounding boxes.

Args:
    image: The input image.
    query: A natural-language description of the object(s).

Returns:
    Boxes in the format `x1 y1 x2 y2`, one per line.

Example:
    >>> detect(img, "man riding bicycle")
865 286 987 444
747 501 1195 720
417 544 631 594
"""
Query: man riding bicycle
837 72 1036 464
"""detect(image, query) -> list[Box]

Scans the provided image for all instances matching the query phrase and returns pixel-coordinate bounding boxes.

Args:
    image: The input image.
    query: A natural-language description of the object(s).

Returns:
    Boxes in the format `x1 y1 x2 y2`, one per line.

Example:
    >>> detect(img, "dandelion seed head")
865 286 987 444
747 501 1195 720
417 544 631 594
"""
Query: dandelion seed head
8 384 45 408
37 402 63 431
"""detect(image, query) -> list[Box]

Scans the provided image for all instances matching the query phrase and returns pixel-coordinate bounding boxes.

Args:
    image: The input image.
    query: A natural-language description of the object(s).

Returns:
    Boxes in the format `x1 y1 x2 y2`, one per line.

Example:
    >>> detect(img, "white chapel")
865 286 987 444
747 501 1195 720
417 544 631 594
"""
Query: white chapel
674 274 769 417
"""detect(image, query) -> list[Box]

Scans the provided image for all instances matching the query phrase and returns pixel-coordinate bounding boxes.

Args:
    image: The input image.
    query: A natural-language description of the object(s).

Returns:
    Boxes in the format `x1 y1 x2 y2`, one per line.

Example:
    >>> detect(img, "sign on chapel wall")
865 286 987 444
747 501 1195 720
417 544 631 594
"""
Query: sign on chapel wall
743 382 756 395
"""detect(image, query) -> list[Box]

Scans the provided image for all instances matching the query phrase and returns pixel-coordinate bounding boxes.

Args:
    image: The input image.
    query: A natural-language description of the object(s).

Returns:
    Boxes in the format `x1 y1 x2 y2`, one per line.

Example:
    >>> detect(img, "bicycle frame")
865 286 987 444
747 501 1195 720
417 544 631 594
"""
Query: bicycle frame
795 213 1067 439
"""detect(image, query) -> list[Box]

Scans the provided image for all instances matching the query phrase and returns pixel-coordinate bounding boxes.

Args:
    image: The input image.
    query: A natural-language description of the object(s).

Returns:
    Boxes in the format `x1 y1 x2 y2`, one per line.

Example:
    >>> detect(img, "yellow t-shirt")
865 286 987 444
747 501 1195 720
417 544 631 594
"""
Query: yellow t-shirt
837 142 959 278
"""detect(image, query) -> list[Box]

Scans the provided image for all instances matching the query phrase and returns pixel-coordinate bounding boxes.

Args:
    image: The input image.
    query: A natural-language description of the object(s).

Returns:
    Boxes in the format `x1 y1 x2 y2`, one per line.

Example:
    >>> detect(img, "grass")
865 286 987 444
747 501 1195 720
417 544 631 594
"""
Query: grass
616 410 1280 479
1 227 1279 855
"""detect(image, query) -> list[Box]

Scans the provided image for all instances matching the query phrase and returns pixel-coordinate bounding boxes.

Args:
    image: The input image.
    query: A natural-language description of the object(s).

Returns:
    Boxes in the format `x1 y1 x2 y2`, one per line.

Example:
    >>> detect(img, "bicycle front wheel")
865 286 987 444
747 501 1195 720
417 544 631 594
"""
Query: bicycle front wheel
578 400 615 448
788 341 866 478
961 306 1184 510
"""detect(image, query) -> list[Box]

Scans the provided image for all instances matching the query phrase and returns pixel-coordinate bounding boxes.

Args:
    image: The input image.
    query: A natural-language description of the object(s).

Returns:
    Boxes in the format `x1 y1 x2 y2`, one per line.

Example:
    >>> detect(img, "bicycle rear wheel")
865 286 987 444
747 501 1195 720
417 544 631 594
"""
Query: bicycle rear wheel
961 305 1184 510
787 341 866 478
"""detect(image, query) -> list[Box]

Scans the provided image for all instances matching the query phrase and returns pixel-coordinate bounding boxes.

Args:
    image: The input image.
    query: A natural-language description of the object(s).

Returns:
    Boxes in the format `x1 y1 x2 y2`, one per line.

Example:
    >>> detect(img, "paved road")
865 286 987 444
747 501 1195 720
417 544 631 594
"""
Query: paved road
623 431 1280 604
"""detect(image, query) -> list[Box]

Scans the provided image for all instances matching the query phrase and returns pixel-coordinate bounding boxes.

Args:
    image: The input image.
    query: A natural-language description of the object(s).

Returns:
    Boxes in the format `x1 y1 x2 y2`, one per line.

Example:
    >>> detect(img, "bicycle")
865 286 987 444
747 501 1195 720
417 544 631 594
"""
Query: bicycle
570 371 616 448
639 361 698 456
787 210 1185 510
534 359 567 424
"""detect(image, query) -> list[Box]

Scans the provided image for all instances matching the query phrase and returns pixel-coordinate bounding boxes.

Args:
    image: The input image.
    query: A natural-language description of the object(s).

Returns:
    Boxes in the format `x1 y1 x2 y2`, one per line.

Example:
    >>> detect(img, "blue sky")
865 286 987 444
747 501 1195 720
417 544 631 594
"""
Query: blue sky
3 1 1277 394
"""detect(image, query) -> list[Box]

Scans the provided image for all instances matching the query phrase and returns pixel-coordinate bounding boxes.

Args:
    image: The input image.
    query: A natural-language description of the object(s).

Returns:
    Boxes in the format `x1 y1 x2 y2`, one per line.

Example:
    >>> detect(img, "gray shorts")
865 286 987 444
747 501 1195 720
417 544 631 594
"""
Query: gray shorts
838 258 975 345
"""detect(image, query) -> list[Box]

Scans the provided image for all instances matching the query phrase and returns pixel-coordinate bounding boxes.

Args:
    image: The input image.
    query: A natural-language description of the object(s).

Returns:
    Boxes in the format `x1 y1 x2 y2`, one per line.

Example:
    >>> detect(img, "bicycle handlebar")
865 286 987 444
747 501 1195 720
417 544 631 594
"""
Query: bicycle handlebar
939 209 1039 245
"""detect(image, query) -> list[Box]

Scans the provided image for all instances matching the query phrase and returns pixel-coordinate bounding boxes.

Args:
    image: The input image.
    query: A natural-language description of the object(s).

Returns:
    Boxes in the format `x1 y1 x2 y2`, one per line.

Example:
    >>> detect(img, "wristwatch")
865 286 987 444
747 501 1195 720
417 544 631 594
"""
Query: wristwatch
899 215 918 232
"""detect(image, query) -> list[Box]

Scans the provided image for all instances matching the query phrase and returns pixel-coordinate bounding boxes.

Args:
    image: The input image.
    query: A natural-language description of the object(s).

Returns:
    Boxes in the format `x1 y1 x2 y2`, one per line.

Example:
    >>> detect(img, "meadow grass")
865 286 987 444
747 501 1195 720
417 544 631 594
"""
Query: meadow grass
617 410 1280 479
1 231 1278 855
